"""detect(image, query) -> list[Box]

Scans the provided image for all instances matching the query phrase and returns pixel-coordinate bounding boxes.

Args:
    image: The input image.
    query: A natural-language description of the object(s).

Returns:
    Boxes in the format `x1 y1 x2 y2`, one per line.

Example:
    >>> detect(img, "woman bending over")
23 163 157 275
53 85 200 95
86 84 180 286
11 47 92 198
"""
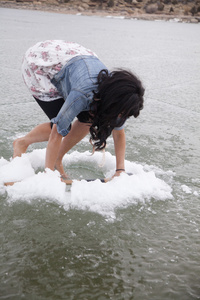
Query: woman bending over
13 40 144 179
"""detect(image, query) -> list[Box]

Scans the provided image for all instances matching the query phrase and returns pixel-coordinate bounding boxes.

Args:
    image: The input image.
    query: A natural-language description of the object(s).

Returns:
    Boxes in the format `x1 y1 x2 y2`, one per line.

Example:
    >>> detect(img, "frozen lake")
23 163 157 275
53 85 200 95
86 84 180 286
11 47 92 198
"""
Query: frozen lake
0 7 200 300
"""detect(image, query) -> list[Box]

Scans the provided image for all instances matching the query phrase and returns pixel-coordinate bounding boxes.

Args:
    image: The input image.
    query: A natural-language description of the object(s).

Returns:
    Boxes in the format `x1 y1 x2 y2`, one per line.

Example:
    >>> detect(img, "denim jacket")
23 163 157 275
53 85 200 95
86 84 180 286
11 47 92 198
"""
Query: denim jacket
51 55 124 136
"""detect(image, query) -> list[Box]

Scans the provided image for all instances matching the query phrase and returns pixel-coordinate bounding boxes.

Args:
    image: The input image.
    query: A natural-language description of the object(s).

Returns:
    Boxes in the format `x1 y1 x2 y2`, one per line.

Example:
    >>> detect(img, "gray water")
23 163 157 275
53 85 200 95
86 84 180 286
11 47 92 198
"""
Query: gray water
0 7 200 300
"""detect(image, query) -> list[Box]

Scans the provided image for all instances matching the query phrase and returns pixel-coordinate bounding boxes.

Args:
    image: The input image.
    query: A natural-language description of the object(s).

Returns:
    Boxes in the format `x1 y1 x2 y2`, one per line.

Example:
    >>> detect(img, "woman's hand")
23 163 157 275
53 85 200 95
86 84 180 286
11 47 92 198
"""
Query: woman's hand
113 168 125 178
103 169 125 183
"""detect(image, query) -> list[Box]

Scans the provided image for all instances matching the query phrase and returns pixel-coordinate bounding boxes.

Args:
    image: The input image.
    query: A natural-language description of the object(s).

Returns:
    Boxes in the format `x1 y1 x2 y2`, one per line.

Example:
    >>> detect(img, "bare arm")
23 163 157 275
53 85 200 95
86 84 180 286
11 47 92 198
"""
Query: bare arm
112 128 126 176
45 124 63 170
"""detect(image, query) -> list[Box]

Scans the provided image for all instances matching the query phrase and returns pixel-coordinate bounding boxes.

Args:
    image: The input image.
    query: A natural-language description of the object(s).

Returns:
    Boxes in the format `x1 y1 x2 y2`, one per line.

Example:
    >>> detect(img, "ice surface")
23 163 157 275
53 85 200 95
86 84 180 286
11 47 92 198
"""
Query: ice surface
0 149 173 218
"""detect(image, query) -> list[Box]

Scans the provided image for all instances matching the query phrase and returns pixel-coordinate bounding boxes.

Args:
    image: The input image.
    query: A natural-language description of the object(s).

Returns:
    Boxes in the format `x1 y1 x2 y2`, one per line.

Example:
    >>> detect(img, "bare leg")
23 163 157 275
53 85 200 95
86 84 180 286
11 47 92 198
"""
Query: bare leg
55 120 90 177
13 122 51 157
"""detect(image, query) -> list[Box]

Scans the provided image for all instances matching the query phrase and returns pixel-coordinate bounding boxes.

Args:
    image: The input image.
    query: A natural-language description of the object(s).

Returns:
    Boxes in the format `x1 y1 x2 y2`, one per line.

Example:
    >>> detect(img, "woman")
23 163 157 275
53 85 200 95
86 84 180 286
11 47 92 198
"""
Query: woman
13 40 144 179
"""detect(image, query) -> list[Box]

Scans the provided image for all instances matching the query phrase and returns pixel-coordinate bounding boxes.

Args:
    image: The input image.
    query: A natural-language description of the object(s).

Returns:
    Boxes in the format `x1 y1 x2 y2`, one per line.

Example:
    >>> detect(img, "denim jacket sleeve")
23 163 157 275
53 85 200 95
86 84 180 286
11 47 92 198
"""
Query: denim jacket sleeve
114 123 126 131
51 90 90 136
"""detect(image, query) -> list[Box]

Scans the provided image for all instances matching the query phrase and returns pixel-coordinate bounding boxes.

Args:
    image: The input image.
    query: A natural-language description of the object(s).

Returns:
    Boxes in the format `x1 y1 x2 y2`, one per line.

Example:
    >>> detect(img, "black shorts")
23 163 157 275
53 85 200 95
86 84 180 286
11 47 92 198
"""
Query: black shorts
35 97 65 120
35 97 92 127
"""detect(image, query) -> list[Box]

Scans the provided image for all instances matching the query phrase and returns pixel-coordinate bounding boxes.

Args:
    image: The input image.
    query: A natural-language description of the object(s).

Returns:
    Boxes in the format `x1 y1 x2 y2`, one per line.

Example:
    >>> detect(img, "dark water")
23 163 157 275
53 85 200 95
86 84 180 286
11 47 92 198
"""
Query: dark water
0 8 200 300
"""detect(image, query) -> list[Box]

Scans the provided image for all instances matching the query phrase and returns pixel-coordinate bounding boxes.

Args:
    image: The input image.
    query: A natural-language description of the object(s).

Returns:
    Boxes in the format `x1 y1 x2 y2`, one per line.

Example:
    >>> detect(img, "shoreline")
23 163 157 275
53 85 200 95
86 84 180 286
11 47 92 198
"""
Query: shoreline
0 0 200 23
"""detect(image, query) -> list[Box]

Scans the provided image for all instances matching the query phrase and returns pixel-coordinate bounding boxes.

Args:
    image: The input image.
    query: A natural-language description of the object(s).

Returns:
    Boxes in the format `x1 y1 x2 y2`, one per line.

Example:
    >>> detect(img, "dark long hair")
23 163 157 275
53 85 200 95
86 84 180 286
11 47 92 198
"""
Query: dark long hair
90 69 145 151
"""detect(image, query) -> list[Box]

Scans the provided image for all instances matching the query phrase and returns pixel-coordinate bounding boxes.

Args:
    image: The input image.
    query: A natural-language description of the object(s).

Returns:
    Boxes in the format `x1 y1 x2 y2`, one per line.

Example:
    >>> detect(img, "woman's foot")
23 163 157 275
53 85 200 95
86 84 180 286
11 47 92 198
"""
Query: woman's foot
13 138 28 158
